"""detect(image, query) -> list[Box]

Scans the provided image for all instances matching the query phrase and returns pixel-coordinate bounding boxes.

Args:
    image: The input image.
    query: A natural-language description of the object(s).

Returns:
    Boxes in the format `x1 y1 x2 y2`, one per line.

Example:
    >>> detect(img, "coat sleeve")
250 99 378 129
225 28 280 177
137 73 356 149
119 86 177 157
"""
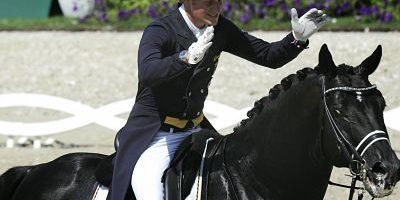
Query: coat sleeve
138 21 191 87
222 19 306 69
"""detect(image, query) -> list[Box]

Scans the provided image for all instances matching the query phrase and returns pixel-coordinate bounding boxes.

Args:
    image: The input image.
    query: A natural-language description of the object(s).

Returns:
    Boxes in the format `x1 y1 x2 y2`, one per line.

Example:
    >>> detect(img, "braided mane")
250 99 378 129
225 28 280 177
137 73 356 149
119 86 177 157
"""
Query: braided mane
232 64 356 133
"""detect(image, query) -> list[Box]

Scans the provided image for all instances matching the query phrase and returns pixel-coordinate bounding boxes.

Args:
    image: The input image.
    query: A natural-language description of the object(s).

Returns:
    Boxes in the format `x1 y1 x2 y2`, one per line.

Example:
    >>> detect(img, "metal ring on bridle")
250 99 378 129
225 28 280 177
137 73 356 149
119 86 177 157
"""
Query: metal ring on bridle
349 160 366 177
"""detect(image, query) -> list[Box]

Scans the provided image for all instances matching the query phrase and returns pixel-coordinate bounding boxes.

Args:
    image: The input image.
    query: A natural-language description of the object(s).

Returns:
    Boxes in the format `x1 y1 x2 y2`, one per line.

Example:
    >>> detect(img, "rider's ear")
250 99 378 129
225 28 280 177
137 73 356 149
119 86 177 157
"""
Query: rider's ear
356 45 382 77
318 44 337 77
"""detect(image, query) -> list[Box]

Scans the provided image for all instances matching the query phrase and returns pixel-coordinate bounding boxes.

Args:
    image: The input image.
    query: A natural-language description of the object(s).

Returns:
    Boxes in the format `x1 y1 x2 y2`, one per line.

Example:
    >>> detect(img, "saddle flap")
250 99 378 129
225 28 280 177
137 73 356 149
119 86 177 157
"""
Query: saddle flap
164 129 222 200
94 153 115 187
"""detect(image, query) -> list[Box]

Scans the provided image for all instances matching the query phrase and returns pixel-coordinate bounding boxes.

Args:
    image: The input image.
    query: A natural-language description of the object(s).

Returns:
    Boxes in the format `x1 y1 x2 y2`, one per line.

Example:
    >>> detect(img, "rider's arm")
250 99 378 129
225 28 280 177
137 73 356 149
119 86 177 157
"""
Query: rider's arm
221 18 307 69
138 21 191 88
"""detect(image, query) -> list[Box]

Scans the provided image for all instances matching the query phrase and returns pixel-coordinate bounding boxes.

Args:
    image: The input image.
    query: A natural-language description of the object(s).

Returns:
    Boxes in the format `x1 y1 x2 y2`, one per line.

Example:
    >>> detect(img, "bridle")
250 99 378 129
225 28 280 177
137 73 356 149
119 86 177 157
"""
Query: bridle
322 77 390 200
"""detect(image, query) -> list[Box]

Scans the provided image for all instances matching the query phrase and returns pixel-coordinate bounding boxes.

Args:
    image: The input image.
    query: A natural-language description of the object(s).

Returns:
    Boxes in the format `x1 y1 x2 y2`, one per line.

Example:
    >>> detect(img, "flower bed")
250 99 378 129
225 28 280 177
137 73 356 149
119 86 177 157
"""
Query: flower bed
86 0 399 24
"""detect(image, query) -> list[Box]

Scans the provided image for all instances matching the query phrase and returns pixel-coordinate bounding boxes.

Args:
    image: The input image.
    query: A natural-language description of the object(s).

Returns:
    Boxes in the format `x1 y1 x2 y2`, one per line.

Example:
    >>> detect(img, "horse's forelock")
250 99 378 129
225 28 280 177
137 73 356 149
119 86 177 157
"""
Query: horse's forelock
337 64 356 75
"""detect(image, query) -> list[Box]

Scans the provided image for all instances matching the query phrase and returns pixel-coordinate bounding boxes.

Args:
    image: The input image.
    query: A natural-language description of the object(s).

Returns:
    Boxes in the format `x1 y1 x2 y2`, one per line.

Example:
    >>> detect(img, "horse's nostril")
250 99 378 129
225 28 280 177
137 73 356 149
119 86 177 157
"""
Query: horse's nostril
372 162 387 174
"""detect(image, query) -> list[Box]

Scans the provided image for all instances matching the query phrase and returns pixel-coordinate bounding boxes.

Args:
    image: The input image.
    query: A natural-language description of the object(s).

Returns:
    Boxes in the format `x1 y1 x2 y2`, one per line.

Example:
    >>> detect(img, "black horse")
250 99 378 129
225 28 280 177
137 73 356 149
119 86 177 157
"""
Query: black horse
1 44 399 200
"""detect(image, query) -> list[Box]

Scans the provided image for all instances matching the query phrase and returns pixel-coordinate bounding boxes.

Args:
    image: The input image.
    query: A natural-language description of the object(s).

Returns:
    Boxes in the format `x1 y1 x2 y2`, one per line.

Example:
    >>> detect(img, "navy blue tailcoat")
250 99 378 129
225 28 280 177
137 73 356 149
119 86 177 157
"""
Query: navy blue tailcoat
109 7 307 200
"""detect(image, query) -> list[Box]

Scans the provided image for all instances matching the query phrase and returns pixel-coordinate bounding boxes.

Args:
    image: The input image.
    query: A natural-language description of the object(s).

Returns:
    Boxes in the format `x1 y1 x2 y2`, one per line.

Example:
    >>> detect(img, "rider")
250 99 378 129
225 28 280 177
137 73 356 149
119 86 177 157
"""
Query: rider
108 0 328 199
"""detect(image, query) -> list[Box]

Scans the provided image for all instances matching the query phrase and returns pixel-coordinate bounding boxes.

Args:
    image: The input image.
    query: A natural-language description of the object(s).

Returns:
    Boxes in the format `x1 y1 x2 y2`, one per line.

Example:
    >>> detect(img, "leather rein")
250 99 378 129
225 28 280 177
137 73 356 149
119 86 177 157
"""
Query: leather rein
322 77 389 200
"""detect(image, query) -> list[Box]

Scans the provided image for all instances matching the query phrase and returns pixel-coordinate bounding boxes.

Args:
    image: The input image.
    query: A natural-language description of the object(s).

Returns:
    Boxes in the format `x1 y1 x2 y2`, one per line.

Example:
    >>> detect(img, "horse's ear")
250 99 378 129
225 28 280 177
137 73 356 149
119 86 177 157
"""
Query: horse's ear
318 44 337 76
356 45 382 76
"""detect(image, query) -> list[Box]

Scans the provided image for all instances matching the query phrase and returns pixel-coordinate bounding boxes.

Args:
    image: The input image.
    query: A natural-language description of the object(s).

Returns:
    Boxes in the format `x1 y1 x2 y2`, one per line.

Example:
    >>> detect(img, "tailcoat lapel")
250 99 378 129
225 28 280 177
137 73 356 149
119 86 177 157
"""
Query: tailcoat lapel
170 9 197 50
170 9 212 77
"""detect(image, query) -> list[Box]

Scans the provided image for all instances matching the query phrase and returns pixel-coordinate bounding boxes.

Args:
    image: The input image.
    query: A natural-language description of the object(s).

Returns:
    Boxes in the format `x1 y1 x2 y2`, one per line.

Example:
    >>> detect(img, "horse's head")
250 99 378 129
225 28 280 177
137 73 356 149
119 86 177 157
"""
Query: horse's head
319 44 400 198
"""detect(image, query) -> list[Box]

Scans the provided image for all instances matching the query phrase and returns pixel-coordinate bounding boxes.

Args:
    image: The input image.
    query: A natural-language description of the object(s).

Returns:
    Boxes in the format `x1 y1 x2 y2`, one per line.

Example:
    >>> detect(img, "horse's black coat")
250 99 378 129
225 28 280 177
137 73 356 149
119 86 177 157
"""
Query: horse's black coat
0 166 33 200
1 44 399 200
1 153 105 200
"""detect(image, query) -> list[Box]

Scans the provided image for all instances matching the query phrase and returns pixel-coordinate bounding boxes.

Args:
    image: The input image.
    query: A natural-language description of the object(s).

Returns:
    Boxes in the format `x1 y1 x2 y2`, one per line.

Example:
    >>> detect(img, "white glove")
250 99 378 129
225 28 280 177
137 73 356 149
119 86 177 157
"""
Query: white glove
291 8 328 42
187 26 214 64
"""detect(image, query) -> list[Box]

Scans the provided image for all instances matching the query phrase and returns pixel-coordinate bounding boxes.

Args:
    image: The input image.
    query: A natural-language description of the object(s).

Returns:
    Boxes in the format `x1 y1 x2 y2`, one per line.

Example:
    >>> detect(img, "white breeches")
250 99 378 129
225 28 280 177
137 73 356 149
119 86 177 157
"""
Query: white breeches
131 127 201 200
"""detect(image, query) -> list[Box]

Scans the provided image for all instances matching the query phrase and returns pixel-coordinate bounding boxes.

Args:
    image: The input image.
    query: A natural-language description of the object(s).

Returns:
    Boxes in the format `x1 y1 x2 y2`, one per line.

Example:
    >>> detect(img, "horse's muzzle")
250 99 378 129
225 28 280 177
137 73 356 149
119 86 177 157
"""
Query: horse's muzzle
363 161 399 198
397 162 400 182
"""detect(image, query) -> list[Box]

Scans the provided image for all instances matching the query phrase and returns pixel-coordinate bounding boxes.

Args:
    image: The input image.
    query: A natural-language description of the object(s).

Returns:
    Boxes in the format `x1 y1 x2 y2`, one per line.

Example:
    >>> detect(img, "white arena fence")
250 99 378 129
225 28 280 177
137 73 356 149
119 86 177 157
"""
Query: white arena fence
0 93 250 148
0 93 399 148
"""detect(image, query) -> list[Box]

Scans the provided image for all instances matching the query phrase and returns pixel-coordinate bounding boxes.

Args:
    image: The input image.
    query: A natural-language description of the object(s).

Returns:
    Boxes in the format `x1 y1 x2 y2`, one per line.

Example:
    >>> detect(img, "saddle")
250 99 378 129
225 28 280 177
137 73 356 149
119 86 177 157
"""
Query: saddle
163 129 223 200
94 153 115 188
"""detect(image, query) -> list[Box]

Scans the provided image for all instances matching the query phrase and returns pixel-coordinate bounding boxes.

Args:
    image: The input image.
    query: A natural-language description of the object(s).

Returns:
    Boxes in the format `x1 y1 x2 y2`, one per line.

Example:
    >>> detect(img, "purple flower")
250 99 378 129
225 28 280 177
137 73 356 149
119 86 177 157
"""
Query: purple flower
358 6 370 16
334 2 351 16
73 2 79 12
118 10 130 20
379 11 393 23
224 2 232 13
342 2 350 10
279 1 288 12
147 5 158 19
357 5 379 17
323 3 330 10
97 12 108 22
264 0 275 7
370 6 379 15
117 8 138 21
249 3 256 15
240 12 251 24
161 1 169 9
257 7 266 18
384 12 393 22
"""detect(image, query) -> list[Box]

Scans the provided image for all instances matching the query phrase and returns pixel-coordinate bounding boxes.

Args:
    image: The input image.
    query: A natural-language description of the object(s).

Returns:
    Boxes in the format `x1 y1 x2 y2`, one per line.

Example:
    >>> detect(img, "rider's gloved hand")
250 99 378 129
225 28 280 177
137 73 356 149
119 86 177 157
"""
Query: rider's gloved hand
291 8 328 42
187 26 214 64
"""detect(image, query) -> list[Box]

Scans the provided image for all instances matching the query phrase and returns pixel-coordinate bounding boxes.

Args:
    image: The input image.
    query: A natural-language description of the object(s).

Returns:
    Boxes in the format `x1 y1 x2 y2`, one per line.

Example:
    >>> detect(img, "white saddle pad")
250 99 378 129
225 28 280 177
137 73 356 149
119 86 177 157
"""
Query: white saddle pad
92 184 109 200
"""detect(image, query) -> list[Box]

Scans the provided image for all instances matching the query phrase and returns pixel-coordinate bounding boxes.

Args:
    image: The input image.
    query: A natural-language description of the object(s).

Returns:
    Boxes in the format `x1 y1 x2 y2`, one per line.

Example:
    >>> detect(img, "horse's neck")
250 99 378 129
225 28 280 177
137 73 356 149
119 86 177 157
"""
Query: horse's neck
223 75 333 198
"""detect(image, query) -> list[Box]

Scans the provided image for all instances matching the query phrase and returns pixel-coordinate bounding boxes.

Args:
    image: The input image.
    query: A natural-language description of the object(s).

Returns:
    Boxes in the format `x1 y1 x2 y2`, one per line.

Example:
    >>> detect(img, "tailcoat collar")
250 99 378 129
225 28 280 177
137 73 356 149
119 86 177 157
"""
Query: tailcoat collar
169 8 197 48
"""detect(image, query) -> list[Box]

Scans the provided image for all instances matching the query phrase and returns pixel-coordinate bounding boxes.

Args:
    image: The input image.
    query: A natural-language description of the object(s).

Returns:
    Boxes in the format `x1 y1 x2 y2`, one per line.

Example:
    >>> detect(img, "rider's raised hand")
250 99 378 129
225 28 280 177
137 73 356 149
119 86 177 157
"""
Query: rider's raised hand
291 8 328 42
187 26 214 64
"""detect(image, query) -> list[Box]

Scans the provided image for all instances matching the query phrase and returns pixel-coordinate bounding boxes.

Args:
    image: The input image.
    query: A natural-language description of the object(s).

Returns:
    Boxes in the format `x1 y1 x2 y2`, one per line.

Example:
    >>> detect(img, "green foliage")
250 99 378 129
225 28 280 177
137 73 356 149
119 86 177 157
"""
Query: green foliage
107 0 177 9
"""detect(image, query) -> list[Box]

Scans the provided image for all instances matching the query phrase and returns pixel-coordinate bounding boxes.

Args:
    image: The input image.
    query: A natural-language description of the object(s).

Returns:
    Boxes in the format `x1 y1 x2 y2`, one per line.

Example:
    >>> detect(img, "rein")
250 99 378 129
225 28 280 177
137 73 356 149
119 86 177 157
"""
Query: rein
322 77 389 200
